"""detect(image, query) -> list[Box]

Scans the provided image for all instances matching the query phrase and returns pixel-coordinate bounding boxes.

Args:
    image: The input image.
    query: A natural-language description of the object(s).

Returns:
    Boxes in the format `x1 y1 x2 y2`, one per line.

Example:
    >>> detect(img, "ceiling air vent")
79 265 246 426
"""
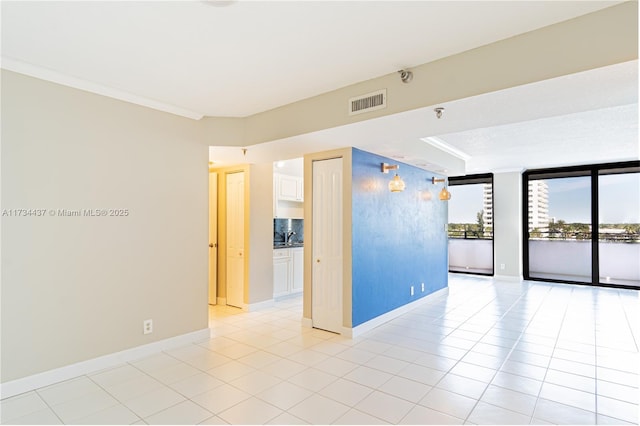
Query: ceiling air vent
348 89 387 116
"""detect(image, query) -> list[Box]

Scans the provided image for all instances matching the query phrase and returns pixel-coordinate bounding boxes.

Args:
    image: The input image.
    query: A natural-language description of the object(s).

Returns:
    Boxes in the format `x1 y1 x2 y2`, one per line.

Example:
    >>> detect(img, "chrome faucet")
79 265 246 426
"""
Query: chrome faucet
286 231 297 243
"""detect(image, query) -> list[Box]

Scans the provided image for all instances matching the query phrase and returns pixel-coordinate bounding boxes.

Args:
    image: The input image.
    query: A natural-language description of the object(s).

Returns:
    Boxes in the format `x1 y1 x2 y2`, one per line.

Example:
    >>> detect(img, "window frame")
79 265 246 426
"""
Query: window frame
522 161 640 289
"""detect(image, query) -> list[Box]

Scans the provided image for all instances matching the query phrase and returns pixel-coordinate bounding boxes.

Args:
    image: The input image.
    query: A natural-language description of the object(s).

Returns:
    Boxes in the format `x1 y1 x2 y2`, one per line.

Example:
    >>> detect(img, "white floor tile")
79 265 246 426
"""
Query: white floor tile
287 367 337 392
148 362 201 385
366 354 411 375
479 384 537 416
343 365 393 388
399 405 464 425
288 393 350 424
236 350 282 369
68 403 139 425
228 370 281 395
217 397 282 424
144 400 213 425
533 398 596 424
467 401 531 425
435 373 488 400
596 395 639 424
3 407 62 425
539 382 596 412
0 392 49 423
50 389 120 423
206 360 256 382
190 384 250 414
318 378 373 407
354 390 414 424
334 408 391 424
313 356 358 377
397 363 446 386
101 374 164 402
377 376 432 403
418 387 477 420
490 371 542 396
90 365 146 388
8 277 640 426
259 358 308 380
122 386 186 418
169 372 225 398
37 376 103 406
255 381 312 410
265 412 308 425
449 361 497 382
131 353 182 373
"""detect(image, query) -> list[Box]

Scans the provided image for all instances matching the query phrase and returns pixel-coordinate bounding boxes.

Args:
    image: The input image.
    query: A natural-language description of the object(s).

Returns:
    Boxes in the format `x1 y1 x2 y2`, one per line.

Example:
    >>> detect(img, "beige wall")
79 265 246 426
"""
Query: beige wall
1 71 210 382
248 163 275 304
493 172 524 279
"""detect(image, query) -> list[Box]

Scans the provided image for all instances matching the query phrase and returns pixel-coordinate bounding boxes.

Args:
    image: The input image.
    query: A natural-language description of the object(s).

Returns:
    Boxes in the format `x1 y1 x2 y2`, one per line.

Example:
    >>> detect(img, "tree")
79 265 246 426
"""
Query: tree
476 211 484 237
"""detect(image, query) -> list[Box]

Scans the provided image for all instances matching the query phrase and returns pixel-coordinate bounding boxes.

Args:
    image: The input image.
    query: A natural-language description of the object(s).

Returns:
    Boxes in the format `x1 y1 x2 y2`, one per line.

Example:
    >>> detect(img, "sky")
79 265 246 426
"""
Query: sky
448 173 639 224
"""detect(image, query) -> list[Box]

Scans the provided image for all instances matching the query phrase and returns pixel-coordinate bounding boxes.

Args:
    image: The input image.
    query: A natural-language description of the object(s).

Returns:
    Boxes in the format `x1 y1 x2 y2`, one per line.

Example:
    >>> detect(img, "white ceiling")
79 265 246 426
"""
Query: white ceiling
2 1 637 174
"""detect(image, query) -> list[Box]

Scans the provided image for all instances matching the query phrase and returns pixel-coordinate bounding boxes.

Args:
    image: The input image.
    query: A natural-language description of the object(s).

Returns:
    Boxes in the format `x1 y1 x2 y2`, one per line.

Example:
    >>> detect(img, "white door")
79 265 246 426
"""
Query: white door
312 158 343 333
226 171 245 308
208 171 218 305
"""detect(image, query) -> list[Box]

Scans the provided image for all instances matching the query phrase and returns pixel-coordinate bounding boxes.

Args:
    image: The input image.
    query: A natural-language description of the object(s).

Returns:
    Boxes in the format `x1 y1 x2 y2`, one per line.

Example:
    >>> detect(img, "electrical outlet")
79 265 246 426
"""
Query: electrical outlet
500 263 506 270
410 286 414 296
143 319 153 335
421 282 425 292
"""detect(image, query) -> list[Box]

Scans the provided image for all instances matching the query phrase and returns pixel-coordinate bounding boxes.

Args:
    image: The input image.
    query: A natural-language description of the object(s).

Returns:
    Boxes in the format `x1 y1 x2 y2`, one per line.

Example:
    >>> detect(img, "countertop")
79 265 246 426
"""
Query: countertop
273 242 304 249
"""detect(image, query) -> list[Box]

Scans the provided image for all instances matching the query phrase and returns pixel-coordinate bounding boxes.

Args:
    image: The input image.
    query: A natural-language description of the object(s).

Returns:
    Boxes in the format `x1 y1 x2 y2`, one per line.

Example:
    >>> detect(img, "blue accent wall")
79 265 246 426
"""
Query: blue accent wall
351 148 448 327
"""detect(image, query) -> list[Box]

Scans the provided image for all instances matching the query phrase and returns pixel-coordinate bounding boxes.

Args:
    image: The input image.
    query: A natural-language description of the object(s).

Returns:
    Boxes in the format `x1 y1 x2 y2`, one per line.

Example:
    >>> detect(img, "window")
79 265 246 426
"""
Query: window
448 174 493 275
523 162 639 289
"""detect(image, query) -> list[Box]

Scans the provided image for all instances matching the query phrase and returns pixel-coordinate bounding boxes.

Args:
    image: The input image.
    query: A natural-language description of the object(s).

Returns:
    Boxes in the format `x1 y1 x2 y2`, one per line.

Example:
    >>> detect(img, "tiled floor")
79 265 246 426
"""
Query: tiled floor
2 274 639 425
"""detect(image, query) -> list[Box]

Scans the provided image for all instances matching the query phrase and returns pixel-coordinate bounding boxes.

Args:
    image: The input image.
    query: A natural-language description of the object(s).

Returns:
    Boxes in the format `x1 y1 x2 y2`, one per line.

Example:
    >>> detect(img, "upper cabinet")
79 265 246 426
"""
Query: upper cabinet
277 174 303 202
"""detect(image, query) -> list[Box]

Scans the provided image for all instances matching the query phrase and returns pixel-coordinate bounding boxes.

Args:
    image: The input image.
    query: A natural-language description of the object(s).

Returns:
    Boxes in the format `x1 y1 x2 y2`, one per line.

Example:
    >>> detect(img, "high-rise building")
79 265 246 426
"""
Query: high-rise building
482 183 493 229
528 180 550 231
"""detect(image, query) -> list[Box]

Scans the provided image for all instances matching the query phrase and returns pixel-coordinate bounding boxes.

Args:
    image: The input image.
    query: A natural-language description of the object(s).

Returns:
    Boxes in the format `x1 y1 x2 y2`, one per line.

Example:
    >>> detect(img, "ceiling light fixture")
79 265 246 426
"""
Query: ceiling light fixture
432 177 451 200
398 69 413 84
381 163 406 192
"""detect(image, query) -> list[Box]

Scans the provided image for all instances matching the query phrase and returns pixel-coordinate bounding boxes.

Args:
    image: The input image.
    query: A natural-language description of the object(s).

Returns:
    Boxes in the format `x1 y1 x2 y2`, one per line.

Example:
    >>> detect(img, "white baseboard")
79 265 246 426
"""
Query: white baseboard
494 274 524 282
343 286 450 338
301 317 313 329
0 328 210 400
244 299 274 312
216 297 227 305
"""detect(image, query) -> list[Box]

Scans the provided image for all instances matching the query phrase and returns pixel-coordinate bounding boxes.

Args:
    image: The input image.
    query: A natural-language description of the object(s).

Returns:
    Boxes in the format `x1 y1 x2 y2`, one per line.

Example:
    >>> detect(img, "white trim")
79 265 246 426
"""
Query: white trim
343 287 450 338
301 317 313 329
0 328 210 399
421 137 471 161
244 299 274 312
216 297 227 306
1 58 204 120
494 274 524 282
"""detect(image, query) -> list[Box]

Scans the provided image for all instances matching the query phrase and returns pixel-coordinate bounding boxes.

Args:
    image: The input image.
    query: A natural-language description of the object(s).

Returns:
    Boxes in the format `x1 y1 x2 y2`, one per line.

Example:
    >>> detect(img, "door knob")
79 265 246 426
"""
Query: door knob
316 259 320 263
209 243 214 248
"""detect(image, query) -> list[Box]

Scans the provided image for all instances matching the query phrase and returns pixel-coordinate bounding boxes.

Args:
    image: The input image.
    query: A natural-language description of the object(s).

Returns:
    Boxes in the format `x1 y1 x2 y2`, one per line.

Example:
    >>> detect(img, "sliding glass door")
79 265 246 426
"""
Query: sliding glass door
598 169 640 287
448 174 493 275
524 162 639 289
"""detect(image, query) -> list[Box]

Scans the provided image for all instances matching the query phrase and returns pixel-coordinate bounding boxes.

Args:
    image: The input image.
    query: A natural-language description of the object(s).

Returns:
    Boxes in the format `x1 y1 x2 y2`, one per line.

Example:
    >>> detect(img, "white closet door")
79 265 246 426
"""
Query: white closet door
208 171 218 305
312 158 343 333
226 171 244 308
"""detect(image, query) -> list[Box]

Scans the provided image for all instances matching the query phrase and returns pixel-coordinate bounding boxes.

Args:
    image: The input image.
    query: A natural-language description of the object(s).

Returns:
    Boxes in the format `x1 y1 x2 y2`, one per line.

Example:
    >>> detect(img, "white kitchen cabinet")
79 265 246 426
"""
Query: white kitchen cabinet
276 174 303 202
273 247 303 297
273 249 291 297
291 247 304 292
273 173 304 219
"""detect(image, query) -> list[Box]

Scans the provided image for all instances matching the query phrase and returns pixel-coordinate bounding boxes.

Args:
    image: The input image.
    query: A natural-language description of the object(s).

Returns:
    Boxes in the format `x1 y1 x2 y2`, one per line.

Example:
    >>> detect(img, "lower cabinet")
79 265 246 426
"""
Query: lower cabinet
273 247 303 297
